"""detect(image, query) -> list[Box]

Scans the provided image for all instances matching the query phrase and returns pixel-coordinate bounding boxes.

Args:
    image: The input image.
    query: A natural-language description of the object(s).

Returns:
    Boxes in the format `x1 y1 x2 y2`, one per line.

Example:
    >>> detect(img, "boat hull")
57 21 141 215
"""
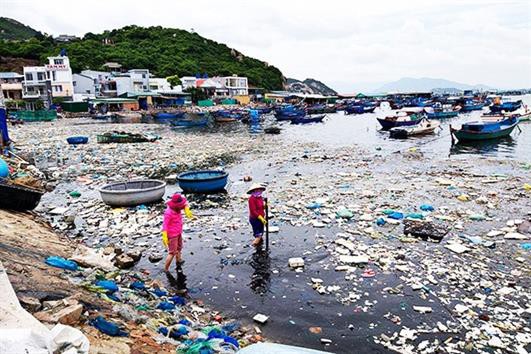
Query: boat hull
377 118 421 130
177 170 229 193
99 180 166 207
426 111 458 119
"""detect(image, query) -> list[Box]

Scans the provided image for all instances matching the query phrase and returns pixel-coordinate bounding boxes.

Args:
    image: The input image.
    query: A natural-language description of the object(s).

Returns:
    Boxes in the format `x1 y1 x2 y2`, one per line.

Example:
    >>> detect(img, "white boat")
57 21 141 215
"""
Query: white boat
389 118 441 139
99 180 166 207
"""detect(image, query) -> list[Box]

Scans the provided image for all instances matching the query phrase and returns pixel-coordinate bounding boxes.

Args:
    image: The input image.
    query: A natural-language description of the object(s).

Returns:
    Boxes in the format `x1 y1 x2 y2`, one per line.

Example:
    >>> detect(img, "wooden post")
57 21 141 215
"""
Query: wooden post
264 197 269 252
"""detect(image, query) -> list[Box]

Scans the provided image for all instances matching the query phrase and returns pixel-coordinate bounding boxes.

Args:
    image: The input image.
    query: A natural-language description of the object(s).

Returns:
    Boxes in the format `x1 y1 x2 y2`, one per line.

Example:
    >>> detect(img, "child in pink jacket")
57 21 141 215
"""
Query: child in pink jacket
162 193 193 272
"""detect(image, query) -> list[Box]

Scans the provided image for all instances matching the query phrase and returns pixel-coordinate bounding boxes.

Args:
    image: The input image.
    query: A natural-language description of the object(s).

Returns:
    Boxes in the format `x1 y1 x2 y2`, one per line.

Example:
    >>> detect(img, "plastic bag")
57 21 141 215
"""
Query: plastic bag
45 256 78 271
90 316 128 337
95 280 118 293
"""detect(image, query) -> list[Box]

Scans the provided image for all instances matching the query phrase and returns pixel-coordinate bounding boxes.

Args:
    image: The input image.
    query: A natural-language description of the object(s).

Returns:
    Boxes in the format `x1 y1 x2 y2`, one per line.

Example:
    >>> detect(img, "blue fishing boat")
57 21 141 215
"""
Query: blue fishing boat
170 112 209 127
290 114 326 124
426 110 459 119
154 111 185 121
460 101 484 112
344 105 376 115
377 114 423 130
177 170 229 193
490 100 522 113
450 116 520 142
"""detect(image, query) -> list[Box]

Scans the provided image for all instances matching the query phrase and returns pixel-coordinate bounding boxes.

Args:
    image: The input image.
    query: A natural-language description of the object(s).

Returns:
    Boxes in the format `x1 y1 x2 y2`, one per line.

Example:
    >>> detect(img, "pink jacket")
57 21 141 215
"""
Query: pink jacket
162 207 183 238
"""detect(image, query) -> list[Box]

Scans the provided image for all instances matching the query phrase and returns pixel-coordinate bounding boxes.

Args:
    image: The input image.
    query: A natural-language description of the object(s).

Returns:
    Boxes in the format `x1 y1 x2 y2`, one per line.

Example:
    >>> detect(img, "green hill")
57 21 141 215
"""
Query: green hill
0 17 41 40
0 21 284 90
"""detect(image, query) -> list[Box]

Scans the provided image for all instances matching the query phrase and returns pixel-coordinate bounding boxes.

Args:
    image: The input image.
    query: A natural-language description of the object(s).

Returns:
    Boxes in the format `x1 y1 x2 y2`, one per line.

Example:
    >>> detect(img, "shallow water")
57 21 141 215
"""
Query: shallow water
280 94 531 162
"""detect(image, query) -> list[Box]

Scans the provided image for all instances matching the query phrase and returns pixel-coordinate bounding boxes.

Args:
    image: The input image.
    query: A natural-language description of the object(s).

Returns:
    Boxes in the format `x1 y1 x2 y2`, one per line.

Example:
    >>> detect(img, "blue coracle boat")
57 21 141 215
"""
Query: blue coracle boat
67 136 89 144
177 170 229 193
170 112 209 127
450 116 519 142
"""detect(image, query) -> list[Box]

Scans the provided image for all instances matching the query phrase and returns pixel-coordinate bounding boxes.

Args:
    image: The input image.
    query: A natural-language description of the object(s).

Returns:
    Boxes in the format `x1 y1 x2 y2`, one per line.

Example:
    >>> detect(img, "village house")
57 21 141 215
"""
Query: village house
0 72 24 100
22 54 74 106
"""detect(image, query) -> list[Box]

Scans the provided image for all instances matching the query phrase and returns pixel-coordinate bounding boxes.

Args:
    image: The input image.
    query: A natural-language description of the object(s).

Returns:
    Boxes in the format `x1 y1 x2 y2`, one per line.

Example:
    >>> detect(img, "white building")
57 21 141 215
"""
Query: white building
23 55 74 101
73 70 113 98
218 75 248 96
149 78 172 92
180 76 197 90
114 69 150 96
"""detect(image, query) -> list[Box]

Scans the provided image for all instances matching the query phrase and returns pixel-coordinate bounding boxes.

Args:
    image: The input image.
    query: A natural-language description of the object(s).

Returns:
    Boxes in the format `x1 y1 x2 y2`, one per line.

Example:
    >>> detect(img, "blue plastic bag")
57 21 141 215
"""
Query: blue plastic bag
90 316 128 337
152 288 168 297
419 204 434 212
95 280 118 293
388 212 404 220
169 295 186 305
376 218 386 226
45 256 78 271
207 330 240 348
406 213 424 220
521 243 531 250
130 281 145 290
157 301 176 311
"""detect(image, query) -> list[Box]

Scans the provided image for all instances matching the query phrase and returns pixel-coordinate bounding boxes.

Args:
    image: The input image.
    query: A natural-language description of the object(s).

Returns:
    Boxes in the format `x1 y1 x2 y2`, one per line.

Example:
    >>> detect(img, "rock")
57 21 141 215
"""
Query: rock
35 304 83 325
19 296 41 312
517 220 531 234
403 220 448 240
148 253 163 263
126 249 142 262
253 314 269 324
115 254 136 269
288 257 305 268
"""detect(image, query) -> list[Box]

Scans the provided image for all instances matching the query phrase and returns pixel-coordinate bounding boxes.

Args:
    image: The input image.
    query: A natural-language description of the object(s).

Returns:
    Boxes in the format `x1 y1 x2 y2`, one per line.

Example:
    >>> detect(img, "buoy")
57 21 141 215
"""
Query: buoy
0 158 9 178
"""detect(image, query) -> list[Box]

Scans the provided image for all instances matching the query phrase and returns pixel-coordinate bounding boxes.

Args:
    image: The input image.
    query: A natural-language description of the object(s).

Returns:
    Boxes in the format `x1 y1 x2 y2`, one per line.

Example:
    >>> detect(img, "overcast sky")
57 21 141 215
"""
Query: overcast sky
3 0 530 91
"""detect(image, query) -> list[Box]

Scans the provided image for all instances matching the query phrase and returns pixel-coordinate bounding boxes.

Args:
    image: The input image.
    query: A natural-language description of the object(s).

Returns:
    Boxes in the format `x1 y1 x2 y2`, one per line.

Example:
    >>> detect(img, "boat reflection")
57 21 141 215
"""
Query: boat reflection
450 136 517 157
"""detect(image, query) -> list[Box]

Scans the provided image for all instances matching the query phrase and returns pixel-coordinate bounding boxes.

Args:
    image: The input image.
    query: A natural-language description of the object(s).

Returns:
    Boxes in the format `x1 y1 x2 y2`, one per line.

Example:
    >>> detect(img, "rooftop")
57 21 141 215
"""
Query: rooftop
0 72 23 79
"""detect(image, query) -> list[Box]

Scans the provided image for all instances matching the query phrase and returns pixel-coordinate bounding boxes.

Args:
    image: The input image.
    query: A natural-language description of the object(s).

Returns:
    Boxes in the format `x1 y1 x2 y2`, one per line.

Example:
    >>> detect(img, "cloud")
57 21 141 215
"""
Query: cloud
2 0 530 90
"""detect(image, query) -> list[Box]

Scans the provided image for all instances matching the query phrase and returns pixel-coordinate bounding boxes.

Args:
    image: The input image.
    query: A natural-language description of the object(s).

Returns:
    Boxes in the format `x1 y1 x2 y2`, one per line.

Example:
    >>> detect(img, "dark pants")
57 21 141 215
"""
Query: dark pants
249 218 264 237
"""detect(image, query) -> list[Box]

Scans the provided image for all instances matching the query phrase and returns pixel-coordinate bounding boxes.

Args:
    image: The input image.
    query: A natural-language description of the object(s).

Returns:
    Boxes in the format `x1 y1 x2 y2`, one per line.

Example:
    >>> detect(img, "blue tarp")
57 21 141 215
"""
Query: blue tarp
0 108 9 145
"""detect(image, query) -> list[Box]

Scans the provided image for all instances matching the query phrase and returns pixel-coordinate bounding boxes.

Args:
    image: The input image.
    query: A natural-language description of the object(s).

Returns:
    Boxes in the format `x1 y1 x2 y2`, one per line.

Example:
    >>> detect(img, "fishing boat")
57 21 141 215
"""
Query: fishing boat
99 180 166 207
450 116 520 142
460 101 484 112
425 105 460 119
96 131 160 144
377 114 423 130
275 110 306 121
344 104 376 115
516 110 531 122
0 182 44 211
490 100 522 113
307 104 337 115
290 114 326 124
389 119 440 139
177 170 229 193
171 112 210 127
154 111 185 121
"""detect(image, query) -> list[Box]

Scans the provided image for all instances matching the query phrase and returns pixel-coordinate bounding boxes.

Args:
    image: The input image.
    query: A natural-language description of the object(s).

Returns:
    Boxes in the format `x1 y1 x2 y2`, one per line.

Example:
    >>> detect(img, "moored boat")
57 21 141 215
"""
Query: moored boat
490 100 522 113
450 116 519 142
99 180 166 207
460 101 484 112
389 119 440 139
290 114 326 124
154 111 185 121
177 170 229 193
113 112 142 123
377 114 423 130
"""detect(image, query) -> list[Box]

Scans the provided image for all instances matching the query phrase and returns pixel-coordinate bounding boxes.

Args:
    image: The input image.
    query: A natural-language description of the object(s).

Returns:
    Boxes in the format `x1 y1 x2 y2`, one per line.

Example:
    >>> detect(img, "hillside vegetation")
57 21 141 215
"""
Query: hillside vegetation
0 17 42 40
0 20 284 90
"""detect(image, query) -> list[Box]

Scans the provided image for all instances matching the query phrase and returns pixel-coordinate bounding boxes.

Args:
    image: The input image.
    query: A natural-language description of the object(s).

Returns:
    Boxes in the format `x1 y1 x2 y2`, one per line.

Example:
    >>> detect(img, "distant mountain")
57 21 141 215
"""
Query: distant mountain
286 78 337 95
375 77 493 93
0 17 41 40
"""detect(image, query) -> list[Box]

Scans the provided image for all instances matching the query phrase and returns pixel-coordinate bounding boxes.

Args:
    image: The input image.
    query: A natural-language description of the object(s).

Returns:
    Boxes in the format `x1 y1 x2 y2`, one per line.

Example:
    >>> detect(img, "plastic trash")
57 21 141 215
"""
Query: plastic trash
388 212 404 220
152 288 168 297
521 243 531 250
306 202 322 210
95 280 119 293
419 204 434 212
207 329 240 348
130 281 145 290
0 158 9 178
157 301 176 311
376 218 386 226
90 316 128 337
406 213 424 219
45 256 78 271
169 295 186 305
336 208 354 219
68 191 81 198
